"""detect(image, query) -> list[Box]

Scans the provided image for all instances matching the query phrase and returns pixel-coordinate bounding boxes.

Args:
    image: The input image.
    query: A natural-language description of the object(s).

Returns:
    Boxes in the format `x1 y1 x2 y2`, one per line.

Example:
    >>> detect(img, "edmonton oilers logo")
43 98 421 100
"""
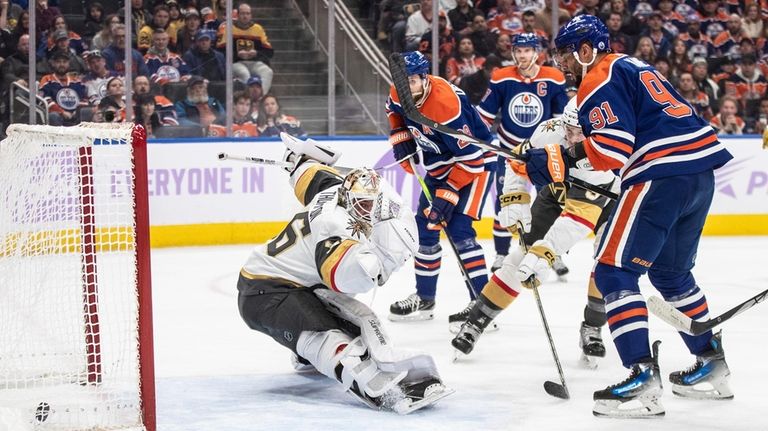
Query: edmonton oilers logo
56 88 81 111
508 92 543 128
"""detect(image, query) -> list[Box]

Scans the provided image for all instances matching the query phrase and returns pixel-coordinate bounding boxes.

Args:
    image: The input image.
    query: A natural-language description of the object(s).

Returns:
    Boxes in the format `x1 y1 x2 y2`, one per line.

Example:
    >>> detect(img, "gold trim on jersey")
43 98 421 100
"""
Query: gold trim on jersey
319 239 358 290
239 268 304 288
481 279 518 309
294 164 341 205
564 198 603 227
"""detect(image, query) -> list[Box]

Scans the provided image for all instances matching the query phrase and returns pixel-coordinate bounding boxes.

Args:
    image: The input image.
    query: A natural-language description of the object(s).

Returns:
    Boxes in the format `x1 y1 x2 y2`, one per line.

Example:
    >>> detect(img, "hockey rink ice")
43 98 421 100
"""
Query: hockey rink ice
153 236 768 431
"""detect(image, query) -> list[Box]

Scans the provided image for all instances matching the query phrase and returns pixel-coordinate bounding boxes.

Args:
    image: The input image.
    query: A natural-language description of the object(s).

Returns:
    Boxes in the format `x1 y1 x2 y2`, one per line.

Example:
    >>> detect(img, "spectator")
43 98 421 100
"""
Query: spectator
246 75 263 121
377 0 406 43
405 0 451 50
182 28 225 81
723 54 768 114
751 97 768 134
699 0 729 40
258 94 306 138
606 11 635 54
200 6 218 31
460 52 501 105
93 95 122 123
82 50 117 104
82 2 104 43
46 15 84 56
209 91 259 137
713 14 747 58
710 95 745 134
467 13 497 57
712 55 736 87
168 0 184 29
654 57 672 80
691 57 720 103
640 12 673 58
102 24 150 78
217 2 274 93
656 0 686 37
514 9 550 64
9 10 28 49
145 28 190 86
133 75 178 125
601 0 640 36
134 93 163 137
418 12 455 72
533 0 570 39
39 50 87 126
176 7 201 55
486 0 522 36
42 30 87 73
742 4 763 39
138 5 179 54
494 32 515 66
101 75 126 121
117 0 151 46
634 36 657 64
679 14 714 60
668 38 692 79
573 0 600 18
34 0 61 41
0 34 29 126
448 0 482 36
677 71 713 120
90 14 122 52
446 35 485 85
174 75 225 129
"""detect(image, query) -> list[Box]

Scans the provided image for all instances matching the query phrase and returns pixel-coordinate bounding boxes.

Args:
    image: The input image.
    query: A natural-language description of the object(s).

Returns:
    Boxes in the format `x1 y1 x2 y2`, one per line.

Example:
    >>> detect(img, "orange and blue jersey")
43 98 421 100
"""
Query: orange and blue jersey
39 73 87 113
144 51 190 84
477 65 568 147
576 54 732 189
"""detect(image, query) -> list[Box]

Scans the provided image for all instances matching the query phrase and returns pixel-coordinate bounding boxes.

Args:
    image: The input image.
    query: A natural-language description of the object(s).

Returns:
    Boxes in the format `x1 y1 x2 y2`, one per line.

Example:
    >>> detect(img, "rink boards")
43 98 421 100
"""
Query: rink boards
144 136 768 247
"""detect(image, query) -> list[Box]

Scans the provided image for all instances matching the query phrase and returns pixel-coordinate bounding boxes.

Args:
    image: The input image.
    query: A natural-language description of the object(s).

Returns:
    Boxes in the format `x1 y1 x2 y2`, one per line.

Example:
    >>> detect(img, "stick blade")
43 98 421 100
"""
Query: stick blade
544 381 570 400
647 295 695 335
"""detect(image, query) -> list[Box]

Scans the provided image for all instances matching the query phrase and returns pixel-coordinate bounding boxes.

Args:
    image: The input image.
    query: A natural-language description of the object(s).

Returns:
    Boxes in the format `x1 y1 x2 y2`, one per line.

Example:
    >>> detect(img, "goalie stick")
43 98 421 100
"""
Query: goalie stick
647 288 768 335
218 150 421 175
387 53 618 202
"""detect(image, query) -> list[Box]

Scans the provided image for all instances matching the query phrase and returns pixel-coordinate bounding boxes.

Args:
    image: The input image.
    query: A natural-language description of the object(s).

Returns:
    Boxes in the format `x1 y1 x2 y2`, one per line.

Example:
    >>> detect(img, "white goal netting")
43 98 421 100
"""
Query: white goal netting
0 123 151 431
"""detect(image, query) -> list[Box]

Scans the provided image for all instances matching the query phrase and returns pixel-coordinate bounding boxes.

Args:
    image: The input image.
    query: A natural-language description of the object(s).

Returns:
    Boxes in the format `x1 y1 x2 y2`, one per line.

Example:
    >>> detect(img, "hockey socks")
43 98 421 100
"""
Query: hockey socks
455 237 488 297
413 245 441 300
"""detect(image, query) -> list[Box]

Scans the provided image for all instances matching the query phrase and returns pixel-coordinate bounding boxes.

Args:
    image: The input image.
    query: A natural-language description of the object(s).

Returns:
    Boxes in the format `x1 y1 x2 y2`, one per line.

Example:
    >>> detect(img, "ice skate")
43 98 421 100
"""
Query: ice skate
448 300 499 334
388 293 435 322
451 320 483 361
669 331 733 400
388 377 455 414
491 254 506 272
552 255 569 282
593 341 665 418
579 321 606 369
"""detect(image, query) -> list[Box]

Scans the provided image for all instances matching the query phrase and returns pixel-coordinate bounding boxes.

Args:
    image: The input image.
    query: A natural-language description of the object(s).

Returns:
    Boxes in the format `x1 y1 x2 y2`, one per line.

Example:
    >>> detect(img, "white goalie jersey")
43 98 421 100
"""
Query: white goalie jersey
241 163 418 295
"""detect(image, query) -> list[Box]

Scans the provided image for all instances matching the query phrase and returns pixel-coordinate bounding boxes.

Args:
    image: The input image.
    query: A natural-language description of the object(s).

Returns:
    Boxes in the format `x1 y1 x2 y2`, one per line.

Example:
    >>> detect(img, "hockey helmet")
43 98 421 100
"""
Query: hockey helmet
562 97 579 128
402 51 431 76
340 168 382 226
511 33 540 50
555 15 610 55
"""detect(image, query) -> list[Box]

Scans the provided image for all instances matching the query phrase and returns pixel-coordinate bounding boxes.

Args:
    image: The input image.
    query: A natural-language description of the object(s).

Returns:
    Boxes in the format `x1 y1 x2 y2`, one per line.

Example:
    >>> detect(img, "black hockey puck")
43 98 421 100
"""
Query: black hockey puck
35 402 50 423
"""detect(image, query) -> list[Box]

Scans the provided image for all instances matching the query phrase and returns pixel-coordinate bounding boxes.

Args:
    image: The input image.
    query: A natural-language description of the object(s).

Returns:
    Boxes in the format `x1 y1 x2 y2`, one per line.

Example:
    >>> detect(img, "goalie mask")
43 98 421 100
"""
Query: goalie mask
339 168 401 231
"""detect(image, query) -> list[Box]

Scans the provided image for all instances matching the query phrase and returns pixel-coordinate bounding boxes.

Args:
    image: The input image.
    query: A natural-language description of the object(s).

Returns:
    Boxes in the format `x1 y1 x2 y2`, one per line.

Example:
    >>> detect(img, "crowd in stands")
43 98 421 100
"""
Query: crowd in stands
0 0 306 138
367 0 768 134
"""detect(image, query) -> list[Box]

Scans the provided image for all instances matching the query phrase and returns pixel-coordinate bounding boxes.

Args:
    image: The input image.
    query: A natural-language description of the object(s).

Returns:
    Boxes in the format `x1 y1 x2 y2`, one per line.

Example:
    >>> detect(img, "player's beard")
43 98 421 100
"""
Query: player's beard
412 77 431 108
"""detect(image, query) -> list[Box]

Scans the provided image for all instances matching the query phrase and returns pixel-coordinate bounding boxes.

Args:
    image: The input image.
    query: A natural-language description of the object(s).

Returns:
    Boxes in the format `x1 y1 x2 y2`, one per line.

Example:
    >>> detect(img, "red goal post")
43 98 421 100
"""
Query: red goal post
0 123 155 431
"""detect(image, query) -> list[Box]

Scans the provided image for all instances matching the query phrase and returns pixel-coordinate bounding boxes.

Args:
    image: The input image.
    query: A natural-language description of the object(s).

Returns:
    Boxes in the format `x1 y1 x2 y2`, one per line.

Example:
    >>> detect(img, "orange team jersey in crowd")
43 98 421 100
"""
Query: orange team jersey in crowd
487 12 524 35
445 55 486 84
208 122 260 137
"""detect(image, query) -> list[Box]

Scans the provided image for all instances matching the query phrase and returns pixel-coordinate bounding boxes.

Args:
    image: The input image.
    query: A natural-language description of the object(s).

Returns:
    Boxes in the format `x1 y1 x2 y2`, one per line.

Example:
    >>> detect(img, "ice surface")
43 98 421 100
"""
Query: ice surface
153 237 768 431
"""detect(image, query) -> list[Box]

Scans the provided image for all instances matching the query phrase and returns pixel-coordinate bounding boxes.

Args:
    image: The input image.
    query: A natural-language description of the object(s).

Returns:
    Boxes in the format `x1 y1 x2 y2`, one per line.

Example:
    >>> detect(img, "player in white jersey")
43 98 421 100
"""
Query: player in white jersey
451 98 619 365
237 134 453 414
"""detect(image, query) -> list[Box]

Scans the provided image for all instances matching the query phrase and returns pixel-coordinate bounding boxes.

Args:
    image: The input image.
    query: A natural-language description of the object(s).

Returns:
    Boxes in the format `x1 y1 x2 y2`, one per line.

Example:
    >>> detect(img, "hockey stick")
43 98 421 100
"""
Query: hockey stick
647 288 768 335
409 158 478 301
517 222 570 400
218 151 420 175
387 53 618 202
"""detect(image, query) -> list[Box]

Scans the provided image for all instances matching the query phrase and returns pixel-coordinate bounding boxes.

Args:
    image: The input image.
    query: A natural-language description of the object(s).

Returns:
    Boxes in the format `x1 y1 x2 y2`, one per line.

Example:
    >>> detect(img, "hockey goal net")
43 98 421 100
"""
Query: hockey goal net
0 123 155 431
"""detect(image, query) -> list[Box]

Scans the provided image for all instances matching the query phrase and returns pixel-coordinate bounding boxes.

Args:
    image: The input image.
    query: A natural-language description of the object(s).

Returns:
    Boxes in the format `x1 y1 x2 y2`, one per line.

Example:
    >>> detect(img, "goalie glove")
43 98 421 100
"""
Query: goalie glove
280 132 341 174
516 240 557 289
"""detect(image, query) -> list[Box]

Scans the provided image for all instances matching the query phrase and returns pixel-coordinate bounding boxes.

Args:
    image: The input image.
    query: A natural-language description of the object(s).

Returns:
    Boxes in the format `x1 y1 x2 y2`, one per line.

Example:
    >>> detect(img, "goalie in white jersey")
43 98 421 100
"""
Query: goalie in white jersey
237 134 453 414
451 98 620 365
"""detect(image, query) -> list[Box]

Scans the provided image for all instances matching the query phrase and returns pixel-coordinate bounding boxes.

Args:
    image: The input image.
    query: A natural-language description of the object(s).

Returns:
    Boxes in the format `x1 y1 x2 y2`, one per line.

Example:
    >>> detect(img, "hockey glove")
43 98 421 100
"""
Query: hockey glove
516 240 557 289
389 127 420 174
498 191 532 233
426 187 460 230
511 144 572 189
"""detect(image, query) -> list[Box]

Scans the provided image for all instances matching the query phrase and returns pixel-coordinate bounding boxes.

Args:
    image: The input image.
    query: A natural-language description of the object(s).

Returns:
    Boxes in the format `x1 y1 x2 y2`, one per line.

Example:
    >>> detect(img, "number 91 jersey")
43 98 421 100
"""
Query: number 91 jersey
577 54 732 188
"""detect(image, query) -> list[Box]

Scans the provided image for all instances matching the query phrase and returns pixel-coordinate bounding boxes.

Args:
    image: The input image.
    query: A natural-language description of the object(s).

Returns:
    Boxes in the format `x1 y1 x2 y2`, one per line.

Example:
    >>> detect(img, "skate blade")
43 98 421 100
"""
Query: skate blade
579 353 599 370
393 387 456 415
593 398 665 418
448 320 499 334
388 311 434 322
671 383 734 400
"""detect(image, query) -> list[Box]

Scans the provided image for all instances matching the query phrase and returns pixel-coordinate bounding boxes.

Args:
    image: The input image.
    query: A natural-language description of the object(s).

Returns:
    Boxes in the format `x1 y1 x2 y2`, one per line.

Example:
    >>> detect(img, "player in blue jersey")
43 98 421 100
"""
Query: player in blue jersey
476 33 569 273
513 15 734 418
385 51 497 330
